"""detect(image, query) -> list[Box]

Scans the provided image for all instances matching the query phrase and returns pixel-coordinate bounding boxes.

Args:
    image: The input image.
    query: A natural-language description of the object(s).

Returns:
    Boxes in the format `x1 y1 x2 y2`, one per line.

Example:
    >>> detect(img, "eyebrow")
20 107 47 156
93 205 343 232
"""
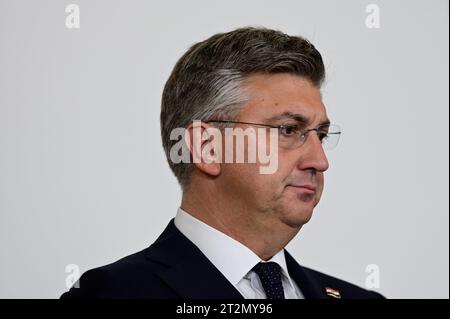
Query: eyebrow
266 111 330 127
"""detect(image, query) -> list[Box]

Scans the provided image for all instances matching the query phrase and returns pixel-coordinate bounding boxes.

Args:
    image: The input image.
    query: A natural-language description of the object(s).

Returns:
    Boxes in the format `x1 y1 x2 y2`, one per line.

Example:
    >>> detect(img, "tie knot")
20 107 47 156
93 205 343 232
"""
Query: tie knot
252 262 285 299
253 262 282 277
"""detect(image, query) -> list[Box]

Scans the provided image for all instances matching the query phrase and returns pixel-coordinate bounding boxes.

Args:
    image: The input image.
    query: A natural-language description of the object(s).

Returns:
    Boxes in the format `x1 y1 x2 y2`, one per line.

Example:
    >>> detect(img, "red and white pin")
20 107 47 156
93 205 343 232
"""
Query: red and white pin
325 287 341 299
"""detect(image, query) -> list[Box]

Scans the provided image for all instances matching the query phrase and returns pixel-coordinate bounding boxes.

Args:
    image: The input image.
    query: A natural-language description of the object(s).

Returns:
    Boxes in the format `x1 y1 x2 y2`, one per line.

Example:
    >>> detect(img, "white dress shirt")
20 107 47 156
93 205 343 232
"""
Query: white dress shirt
174 207 304 299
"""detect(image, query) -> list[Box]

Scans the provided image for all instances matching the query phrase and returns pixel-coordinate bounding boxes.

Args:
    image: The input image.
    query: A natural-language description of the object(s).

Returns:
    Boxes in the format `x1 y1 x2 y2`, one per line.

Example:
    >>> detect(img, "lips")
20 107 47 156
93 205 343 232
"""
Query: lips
287 184 317 194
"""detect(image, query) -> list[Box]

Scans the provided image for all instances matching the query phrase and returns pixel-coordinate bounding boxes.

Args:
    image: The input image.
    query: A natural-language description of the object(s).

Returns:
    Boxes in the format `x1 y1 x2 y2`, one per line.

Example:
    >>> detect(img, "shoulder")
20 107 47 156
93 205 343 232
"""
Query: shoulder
302 266 385 299
60 247 175 299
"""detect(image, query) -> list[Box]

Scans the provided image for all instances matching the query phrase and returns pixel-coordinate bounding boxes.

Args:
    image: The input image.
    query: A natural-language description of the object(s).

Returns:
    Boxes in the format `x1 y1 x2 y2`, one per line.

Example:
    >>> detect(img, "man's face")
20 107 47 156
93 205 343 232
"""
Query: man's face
218 73 330 231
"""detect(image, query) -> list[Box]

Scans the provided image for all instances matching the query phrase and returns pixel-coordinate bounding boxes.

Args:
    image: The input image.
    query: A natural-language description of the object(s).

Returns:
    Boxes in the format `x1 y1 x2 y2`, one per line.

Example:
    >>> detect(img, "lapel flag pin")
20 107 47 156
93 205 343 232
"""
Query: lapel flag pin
325 287 341 299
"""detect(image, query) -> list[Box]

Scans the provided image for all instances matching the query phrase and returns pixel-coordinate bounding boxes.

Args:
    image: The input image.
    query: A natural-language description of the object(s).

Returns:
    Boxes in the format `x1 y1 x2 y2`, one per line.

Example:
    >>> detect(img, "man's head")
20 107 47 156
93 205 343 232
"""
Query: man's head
161 27 331 234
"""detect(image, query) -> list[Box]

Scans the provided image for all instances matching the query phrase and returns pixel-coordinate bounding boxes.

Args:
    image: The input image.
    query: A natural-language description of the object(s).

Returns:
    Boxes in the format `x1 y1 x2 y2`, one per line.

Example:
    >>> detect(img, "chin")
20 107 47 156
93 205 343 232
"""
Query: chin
280 206 314 229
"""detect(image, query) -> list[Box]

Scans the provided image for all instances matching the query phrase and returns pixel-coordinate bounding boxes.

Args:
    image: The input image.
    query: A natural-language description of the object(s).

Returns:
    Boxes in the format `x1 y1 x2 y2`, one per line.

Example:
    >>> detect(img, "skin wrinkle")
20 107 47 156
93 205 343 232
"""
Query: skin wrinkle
182 73 330 261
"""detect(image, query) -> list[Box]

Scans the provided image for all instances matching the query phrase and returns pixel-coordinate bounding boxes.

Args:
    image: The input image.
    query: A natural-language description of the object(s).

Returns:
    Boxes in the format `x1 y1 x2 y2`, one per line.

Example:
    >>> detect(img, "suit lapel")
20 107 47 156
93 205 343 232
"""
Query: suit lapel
284 250 327 299
145 219 244 299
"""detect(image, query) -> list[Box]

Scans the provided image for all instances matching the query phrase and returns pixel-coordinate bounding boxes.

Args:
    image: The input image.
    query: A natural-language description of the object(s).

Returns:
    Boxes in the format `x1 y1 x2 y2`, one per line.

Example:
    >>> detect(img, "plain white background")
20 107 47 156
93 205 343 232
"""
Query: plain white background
0 0 448 298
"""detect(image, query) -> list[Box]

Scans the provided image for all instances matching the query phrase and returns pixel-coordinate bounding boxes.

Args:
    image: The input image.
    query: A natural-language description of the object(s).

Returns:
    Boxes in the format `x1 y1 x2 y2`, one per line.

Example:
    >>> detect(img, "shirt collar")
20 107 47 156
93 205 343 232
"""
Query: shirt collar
174 207 296 289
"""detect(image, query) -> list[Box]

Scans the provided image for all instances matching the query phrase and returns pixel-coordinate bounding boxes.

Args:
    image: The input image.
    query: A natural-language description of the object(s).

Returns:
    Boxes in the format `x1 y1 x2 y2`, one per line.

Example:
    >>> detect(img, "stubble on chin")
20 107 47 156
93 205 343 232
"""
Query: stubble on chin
264 186 313 229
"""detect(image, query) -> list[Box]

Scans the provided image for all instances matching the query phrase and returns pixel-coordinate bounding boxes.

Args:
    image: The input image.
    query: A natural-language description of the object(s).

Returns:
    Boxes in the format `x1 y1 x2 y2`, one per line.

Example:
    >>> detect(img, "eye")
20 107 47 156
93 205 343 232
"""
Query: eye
317 131 329 142
279 124 300 137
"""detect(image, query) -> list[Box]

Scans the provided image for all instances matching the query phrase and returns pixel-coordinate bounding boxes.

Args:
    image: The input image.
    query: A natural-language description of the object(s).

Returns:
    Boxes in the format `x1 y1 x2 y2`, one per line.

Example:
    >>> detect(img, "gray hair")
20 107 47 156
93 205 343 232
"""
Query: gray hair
160 26 325 190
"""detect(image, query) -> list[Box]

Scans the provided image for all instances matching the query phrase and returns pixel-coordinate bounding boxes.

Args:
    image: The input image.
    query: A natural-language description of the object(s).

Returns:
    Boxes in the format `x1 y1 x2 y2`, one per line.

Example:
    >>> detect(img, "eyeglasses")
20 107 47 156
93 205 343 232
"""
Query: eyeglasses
205 120 341 150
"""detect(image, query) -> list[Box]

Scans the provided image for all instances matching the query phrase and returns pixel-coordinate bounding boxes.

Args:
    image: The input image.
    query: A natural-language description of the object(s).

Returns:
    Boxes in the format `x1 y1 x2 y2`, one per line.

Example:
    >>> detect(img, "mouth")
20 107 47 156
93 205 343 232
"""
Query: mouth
286 184 317 195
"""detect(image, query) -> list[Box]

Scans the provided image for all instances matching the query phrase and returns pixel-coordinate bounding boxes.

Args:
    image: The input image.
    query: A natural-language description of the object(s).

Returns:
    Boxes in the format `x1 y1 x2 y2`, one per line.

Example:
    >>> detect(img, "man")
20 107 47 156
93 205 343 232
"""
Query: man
61 27 384 299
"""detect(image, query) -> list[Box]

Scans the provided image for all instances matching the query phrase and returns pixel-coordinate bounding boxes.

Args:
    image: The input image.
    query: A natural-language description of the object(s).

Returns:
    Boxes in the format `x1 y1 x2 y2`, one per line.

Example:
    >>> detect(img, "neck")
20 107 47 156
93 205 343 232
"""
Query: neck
181 180 300 261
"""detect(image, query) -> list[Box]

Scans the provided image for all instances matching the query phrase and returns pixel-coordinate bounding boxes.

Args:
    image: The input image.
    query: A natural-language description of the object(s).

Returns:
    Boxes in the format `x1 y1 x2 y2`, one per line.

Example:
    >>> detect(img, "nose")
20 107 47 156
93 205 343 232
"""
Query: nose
296 131 329 172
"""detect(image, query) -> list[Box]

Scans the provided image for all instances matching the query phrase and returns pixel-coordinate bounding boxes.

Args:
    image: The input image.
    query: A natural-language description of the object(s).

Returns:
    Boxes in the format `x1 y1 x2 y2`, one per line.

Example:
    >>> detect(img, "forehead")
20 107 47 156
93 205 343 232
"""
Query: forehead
238 73 328 124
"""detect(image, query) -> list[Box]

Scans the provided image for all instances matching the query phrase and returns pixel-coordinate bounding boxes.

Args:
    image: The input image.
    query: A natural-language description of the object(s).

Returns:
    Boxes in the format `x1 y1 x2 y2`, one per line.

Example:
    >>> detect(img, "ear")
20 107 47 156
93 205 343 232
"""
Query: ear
184 120 222 177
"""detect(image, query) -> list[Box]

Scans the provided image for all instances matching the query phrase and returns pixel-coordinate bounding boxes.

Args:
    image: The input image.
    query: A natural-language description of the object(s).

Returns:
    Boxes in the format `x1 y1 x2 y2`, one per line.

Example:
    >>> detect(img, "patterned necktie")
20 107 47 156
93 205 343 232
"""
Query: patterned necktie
252 262 285 299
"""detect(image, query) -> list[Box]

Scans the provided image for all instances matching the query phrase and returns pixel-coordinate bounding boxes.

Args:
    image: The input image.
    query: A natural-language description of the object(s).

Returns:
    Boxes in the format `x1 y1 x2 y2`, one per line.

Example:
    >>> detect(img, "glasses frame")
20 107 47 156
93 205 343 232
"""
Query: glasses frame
204 120 342 149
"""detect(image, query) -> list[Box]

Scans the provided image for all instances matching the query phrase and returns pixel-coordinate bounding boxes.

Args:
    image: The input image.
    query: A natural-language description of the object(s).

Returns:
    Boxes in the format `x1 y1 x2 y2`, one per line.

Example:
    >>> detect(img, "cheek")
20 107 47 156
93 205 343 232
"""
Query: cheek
221 137 295 198
275 152 301 182
221 162 287 203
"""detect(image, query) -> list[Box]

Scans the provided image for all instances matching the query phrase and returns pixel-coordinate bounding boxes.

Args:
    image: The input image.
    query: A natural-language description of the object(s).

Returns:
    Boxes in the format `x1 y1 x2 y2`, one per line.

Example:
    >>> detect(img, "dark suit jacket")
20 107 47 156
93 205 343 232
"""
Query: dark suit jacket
61 219 384 299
